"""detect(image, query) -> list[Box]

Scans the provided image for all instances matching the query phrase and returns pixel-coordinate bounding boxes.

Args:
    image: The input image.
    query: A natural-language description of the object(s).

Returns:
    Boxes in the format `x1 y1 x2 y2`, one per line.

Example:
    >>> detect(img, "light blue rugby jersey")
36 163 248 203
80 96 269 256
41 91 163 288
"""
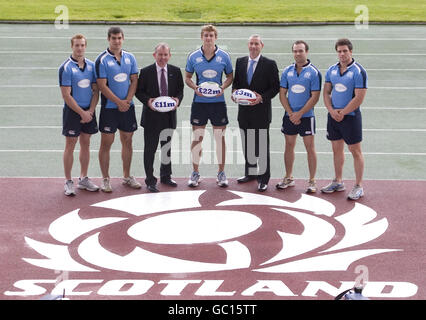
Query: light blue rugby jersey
325 59 368 116
185 45 233 103
58 56 96 109
95 49 139 109
280 60 322 118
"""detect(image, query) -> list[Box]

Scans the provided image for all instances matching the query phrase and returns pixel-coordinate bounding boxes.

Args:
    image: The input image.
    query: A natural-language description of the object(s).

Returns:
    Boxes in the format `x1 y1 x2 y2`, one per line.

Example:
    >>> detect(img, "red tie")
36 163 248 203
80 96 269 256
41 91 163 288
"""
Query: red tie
160 68 168 96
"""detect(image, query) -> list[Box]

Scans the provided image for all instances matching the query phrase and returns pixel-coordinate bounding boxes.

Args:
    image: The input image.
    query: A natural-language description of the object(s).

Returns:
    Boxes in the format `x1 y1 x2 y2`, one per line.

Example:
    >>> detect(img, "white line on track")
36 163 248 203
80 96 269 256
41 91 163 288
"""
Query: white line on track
2 176 425 181
1 126 425 132
0 149 425 156
2 67 426 72
1 51 426 56
2 85 426 89
1 36 426 41
0 105 425 110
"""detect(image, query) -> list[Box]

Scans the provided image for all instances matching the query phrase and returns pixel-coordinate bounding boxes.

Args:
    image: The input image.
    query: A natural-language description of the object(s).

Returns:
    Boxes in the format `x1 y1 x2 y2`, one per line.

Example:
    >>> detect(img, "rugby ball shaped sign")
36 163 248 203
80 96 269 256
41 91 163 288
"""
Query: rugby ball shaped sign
197 81 222 97
232 88 257 105
152 96 177 112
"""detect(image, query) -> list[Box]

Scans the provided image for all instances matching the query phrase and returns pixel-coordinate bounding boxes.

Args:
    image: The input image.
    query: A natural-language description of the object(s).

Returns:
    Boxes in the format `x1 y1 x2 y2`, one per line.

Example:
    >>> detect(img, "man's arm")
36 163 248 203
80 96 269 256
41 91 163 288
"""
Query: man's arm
60 86 93 123
185 71 203 97
323 82 343 122
217 72 233 97
96 78 130 112
126 74 138 103
279 87 292 113
88 83 99 115
340 88 367 115
174 67 184 106
134 69 150 106
289 91 320 124
251 60 280 105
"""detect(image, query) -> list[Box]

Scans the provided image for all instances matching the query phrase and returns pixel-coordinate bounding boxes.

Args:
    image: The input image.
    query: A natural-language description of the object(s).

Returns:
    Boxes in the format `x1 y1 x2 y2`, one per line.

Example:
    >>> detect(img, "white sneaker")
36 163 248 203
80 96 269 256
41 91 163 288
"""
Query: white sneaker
216 171 228 187
122 176 142 189
348 185 364 200
321 180 345 193
64 180 76 196
306 179 317 193
101 177 113 193
188 171 200 187
77 176 99 192
276 177 295 190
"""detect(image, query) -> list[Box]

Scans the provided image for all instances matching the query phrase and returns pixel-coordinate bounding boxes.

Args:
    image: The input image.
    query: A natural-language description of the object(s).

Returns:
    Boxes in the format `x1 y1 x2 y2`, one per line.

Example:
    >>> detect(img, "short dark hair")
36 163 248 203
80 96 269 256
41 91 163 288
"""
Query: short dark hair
292 40 309 51
335 38 353 51
108 26 124 39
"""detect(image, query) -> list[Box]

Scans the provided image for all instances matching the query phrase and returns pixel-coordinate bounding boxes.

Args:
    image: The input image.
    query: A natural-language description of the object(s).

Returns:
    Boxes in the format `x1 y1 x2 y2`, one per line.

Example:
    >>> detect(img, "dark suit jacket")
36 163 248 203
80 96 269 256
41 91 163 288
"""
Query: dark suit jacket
232 55 280 128
135 63 184 130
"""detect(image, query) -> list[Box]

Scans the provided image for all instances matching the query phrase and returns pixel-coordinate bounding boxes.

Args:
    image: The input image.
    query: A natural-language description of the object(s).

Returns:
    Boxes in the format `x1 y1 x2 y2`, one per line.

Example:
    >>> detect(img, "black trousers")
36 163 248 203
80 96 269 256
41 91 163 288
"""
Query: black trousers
143 127 174 186
239 127 270 184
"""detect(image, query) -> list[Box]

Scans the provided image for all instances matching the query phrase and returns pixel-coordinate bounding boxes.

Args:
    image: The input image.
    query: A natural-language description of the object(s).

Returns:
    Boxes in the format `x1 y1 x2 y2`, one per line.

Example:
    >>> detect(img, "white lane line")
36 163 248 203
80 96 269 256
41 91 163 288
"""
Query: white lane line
0 105 425 110
1 36 426 41
2 51 426 56
0 149 425 156
1 67 426 72
2 85 426 89
1 126 425 132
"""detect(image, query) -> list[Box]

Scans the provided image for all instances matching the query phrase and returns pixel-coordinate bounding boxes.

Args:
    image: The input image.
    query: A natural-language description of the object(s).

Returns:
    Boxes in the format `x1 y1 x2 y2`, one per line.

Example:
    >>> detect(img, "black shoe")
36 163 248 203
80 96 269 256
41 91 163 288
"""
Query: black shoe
258 183 268 192
237 175 256 183
147 184 159 193
160 178 178 187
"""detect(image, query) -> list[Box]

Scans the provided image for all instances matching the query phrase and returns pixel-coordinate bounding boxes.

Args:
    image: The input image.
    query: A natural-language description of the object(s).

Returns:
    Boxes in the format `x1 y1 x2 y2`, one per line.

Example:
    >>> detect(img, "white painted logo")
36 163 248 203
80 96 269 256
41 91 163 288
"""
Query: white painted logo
77 79 91 88
291 84 306 94
113 73 127 82
22 190 399 274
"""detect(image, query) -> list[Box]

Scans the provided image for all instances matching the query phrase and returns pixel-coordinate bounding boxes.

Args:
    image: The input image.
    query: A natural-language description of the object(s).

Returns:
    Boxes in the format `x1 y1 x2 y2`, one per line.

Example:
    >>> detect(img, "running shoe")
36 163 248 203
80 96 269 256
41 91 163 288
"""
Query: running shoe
276 177 295 190
77 176 99 192
122 176 142 189
347 184 364 200
188 171 201 187
216 171 228 187
101 177 113 193
321 180 345 193
64 180 76 196
306 179 317 193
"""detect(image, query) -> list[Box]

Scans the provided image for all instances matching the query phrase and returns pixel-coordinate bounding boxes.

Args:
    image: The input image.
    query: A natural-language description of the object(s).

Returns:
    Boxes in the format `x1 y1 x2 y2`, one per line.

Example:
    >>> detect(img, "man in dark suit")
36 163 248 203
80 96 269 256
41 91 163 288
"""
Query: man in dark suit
232 34 280 191
135 43 184 192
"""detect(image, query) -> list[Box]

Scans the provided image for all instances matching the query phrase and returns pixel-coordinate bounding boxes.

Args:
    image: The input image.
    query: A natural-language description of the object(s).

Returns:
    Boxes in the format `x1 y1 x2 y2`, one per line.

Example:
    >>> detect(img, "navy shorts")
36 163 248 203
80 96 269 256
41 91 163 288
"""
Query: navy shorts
326 111 362 145
281 116 316 136
62 105 98 137
190 102 228 127
99 104 138 133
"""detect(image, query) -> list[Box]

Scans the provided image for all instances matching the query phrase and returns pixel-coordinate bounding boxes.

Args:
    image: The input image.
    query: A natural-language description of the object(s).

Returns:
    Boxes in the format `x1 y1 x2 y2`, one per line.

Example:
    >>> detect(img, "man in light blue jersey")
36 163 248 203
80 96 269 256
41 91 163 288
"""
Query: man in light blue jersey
59 34 99 196
95 26 141 193
278 40 321 193
321 38 368 200
185 24 233 188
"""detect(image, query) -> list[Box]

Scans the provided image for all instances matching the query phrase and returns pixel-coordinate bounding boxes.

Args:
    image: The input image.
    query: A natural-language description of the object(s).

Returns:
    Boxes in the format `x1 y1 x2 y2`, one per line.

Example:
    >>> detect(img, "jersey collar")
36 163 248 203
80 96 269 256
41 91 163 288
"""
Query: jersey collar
107 48 123 65
200 45 218 62
69 55 86 71
293 59 311 75
337 58 355 75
